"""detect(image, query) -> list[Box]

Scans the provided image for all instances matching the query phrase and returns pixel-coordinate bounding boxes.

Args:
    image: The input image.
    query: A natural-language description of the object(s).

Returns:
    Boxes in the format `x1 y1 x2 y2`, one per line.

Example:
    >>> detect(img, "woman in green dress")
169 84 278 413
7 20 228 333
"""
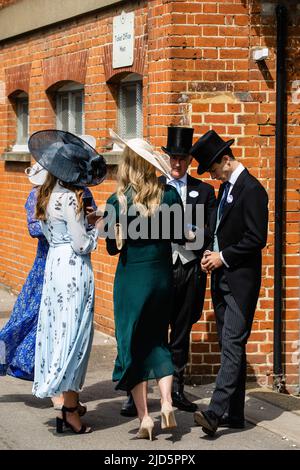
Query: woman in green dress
105 133 187 440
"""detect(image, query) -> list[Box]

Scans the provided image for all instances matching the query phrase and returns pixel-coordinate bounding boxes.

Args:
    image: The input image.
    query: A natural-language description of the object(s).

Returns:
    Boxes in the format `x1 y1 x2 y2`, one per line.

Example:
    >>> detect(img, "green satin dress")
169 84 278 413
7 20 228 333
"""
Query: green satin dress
105 184 184 391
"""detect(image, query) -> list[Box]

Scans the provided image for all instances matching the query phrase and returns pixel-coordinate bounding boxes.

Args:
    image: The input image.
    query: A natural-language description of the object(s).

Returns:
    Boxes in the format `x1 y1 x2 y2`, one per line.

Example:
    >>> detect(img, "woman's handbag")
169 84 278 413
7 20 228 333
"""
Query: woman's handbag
114 222 124 250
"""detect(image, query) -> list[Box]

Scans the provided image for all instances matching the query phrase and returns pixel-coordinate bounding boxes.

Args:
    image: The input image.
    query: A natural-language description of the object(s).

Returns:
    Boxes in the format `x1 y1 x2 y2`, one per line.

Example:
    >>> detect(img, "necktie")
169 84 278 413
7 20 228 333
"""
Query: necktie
218 182 230 217
172 179 183 197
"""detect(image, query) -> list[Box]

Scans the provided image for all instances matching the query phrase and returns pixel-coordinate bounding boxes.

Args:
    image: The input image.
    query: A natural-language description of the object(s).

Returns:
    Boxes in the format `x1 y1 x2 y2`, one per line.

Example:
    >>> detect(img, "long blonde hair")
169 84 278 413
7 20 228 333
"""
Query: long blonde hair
116 146 163 216
35 172 84 220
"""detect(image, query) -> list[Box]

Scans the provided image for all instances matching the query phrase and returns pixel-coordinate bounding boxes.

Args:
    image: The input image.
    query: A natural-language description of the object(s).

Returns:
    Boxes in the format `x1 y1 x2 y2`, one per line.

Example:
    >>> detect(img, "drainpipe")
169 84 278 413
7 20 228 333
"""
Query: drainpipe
273 4 287 393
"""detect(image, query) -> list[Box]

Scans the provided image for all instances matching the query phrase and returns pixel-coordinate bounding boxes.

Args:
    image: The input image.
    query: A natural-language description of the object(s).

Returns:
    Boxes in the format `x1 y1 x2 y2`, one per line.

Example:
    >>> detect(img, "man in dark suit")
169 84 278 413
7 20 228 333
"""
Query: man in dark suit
191 130 268 436
159 126 216 412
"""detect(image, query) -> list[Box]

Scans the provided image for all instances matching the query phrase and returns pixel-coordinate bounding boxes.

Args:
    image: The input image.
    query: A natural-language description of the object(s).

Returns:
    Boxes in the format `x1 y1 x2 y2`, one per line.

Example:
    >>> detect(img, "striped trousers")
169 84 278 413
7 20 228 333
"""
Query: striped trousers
209 268 255 419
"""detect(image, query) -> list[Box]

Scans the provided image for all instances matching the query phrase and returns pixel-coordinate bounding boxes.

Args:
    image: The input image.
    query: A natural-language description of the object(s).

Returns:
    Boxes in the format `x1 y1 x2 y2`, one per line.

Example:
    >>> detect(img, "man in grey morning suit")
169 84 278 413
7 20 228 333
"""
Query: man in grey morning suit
190 130 268 436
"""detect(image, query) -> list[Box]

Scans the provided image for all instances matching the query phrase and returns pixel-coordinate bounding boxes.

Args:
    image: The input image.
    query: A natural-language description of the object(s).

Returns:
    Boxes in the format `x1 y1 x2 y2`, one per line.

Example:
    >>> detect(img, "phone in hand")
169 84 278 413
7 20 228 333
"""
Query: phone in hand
83 196 93 211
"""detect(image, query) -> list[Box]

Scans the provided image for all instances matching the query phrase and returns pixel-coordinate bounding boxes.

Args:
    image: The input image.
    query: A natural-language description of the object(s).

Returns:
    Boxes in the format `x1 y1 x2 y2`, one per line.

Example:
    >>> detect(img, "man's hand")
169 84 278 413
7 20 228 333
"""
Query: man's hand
201 251 223 273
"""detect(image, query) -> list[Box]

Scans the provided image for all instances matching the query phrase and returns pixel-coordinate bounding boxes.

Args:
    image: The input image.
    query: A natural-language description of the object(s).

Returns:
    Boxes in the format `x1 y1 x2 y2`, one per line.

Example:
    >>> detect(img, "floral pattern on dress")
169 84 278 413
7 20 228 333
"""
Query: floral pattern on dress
0 187 48 380
32 183 98 398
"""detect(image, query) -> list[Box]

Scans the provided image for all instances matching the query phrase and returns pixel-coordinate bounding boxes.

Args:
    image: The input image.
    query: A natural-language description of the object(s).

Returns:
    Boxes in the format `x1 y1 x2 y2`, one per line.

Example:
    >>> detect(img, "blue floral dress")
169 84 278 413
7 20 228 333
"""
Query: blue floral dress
32 183 98 398
0 187 48 380
0 186 96 382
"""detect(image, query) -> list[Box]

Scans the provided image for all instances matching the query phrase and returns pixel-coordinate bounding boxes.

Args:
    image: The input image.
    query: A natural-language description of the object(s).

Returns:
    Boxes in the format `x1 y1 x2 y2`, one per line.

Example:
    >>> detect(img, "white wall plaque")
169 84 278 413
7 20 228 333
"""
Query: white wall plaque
113 11 134 69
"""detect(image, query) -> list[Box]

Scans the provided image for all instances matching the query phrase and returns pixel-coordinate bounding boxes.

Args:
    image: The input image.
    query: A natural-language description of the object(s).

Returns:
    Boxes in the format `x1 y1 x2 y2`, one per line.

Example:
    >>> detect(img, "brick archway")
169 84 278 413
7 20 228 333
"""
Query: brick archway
43 50 88 91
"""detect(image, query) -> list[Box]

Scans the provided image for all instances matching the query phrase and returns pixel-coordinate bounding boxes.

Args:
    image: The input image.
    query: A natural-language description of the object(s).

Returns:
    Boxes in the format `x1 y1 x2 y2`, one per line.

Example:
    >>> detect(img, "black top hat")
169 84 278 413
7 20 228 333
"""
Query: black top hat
190 130 234 174
28 130 107 186
161 126 194 157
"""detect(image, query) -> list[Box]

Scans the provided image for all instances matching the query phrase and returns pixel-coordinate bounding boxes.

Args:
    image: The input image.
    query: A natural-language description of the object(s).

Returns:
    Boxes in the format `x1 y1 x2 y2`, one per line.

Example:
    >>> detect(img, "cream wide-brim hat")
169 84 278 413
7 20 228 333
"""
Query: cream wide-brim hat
25 162 48 186
109 129 171 178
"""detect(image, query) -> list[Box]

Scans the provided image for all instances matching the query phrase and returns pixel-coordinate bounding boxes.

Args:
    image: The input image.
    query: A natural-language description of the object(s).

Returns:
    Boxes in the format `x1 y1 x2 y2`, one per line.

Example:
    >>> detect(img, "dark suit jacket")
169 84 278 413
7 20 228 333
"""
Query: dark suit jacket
159 174 216 320
211 168 269 318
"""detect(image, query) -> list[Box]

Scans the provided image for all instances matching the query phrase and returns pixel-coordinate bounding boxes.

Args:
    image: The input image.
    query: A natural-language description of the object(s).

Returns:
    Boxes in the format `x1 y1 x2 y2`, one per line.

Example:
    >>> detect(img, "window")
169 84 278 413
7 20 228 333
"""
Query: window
11 92 29 151
56 83 84 135
118 74 142 139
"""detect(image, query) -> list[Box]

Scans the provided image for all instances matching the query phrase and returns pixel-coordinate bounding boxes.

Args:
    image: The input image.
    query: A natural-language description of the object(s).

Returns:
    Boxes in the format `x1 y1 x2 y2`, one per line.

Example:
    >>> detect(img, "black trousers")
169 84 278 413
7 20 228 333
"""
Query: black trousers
169 258 204 388
209 268 255 419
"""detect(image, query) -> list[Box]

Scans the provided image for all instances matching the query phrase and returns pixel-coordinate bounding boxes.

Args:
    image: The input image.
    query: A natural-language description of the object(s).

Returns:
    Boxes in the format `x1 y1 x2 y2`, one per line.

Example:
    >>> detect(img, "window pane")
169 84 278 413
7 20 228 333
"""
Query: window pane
56 90 84 134
61 95 69 131
16 97 29 144
119 80 142 139
74 93 83 135
124 84 137 139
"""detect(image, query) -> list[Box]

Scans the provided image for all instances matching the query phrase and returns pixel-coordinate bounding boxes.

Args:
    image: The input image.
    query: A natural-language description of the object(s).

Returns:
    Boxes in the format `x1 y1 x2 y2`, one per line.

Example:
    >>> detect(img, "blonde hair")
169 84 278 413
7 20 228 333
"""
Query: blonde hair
35 172 84 220
116 146 163 216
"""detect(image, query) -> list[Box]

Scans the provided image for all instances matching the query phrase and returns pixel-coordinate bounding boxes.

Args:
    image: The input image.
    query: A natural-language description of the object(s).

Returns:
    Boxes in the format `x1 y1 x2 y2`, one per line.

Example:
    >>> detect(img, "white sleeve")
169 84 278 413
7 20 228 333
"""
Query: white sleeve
64 193 98 255
220 251 230 268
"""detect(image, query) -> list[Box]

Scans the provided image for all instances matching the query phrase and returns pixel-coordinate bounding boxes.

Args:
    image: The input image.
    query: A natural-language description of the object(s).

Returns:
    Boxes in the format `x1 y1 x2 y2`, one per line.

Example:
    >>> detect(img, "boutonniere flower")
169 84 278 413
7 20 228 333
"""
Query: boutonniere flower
189 190 199 198
227 194 233 203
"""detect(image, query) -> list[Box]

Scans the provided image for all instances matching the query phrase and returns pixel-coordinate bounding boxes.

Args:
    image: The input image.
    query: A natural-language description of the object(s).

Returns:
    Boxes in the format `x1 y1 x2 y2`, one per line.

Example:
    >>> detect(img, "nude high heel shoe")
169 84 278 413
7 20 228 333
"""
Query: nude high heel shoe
136 416 154 441
161 402 177 429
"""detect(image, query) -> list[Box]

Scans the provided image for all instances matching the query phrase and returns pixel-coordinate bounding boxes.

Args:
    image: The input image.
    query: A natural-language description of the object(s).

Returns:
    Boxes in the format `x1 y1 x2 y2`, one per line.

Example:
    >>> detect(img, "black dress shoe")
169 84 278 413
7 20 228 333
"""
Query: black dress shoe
218 413 245 429
172 392 198 412
120 394 137 417
194 410 219 436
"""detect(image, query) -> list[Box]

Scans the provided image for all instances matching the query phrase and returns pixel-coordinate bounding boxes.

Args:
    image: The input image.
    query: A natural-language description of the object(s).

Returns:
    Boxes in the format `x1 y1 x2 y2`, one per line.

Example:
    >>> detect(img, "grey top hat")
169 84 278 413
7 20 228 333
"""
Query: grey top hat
28 130 107 187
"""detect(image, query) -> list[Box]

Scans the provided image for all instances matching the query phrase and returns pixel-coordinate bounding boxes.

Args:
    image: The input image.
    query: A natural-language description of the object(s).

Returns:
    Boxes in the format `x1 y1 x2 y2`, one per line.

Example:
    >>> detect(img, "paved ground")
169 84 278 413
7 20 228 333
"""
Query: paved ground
0 284 299 450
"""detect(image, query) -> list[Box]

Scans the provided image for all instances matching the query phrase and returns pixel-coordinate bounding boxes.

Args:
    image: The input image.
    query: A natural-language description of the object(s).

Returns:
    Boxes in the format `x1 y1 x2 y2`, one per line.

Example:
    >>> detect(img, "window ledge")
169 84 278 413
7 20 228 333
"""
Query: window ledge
102 151 122 166
0 152 31 162
1 151 122 165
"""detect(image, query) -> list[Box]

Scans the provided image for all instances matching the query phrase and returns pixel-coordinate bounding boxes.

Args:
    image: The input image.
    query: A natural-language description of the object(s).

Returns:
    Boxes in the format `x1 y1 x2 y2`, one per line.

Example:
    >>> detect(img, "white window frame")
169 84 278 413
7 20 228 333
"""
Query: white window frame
56 83 84 135
12 92 29 152
118 73 143 140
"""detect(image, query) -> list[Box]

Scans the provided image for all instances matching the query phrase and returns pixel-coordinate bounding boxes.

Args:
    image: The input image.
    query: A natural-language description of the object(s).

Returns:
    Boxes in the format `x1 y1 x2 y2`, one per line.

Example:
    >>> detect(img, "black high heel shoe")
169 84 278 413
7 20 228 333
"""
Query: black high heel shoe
77 401 87 417
56 405 92 434
53 400 86 416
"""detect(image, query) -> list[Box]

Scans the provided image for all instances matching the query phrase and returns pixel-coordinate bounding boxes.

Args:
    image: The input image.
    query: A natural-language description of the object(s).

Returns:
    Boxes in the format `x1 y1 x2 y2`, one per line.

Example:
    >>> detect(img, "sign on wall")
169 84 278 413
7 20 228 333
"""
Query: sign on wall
113 11 134 69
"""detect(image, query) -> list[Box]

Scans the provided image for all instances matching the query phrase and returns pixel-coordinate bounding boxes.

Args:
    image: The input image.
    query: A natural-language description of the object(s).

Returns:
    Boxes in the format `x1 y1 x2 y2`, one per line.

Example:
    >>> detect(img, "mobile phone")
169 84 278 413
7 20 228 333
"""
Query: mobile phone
83 196 93 210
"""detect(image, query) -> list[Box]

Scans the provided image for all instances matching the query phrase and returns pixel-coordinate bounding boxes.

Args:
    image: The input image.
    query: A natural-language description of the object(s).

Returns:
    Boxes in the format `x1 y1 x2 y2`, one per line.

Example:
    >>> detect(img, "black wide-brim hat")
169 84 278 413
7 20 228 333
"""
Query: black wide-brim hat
28 130 107 187
190 130 234 174
162 126 194 157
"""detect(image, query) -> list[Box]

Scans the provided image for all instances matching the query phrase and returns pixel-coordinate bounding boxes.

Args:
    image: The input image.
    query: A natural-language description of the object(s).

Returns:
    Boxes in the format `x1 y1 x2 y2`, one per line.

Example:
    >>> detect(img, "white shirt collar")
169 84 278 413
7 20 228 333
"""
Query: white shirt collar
228 163 245 187
167 172 187 186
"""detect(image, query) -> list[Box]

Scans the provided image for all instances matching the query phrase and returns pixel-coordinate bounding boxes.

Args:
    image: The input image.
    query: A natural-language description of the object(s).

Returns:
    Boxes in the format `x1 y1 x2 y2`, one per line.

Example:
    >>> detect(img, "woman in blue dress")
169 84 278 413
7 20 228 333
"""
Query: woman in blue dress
28 129 106 434
0 164 48 380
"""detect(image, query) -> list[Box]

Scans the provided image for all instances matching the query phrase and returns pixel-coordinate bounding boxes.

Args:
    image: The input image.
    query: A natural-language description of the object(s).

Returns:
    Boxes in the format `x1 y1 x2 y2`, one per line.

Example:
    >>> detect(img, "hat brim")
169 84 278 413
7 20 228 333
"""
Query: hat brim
28 169 48 185
196 139 234 175
25 163 48 186
28 130 106 186
161 147 190 158
110 129 171 177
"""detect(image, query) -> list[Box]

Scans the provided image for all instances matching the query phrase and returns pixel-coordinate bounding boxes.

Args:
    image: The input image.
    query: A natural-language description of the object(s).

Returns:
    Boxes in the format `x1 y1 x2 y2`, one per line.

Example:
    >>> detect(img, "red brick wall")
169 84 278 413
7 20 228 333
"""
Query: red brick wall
0 0 299 392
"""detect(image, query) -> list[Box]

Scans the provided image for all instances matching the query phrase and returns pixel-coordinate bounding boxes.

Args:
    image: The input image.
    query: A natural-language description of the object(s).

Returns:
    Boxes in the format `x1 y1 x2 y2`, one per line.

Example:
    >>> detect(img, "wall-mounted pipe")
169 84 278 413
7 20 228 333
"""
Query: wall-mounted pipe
273 4 287 393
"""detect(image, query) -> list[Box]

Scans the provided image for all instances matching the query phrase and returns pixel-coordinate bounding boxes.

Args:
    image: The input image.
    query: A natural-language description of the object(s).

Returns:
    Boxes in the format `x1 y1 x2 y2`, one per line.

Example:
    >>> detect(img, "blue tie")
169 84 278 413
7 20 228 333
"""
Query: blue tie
172 179 183 197
219 182 230 217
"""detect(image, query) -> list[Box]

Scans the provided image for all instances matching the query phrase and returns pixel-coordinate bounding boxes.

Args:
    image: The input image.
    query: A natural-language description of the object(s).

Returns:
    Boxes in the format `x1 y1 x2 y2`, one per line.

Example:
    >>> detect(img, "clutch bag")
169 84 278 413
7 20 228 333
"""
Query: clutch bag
114 222 124 250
